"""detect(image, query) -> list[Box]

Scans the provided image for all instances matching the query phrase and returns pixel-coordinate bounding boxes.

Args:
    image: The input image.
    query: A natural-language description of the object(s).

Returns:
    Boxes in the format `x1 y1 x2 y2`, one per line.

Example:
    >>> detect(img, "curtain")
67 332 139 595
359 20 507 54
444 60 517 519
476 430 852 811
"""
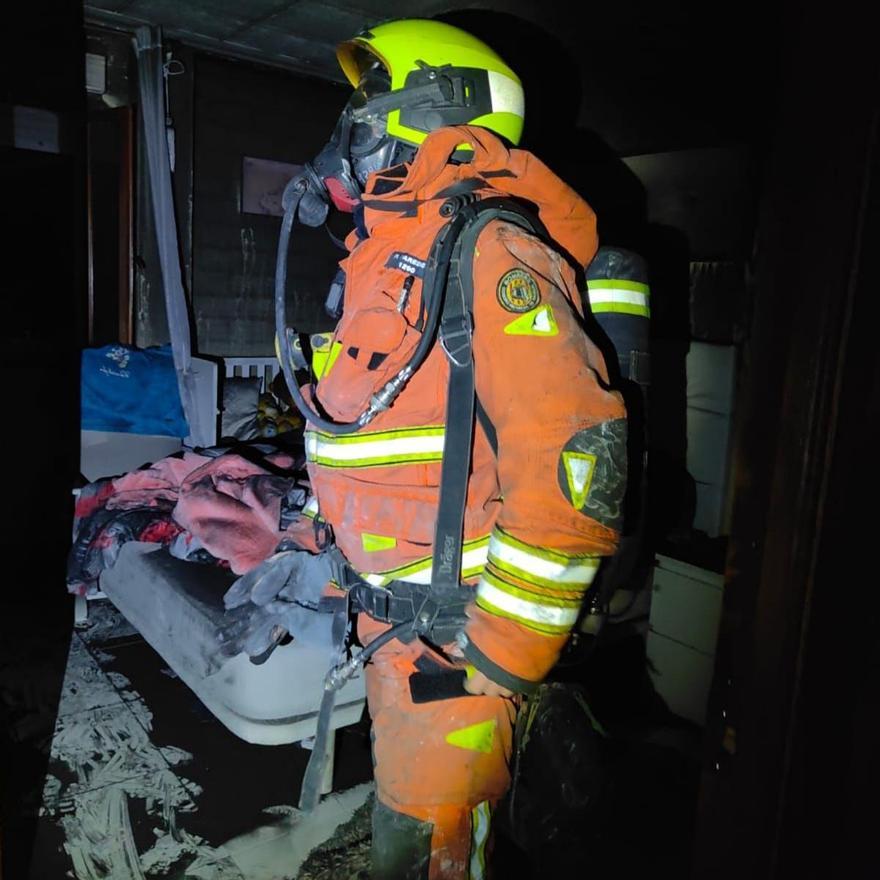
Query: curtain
133 26 204 442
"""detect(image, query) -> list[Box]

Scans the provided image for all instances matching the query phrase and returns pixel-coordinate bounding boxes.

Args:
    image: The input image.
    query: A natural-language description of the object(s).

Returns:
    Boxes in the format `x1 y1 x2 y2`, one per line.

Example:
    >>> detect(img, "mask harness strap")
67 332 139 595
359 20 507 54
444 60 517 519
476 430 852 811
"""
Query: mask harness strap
350 76 453 123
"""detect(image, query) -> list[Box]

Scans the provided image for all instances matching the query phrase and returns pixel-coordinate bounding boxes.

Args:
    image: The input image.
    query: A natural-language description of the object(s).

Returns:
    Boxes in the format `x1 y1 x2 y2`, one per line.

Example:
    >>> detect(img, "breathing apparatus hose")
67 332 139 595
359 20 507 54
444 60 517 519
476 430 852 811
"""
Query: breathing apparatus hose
274 177 359 435
273 173 468 435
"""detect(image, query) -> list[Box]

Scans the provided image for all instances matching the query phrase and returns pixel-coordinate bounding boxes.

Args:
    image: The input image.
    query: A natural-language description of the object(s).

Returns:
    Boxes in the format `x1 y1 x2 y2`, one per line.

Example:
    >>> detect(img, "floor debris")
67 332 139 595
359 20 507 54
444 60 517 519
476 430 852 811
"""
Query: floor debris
29 602 375 879
296 791 373 880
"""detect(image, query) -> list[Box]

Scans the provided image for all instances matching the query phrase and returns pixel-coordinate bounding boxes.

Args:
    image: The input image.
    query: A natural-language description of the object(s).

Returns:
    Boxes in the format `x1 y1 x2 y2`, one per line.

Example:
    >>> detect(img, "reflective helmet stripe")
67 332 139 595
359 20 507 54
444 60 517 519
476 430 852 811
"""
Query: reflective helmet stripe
487 70 525 118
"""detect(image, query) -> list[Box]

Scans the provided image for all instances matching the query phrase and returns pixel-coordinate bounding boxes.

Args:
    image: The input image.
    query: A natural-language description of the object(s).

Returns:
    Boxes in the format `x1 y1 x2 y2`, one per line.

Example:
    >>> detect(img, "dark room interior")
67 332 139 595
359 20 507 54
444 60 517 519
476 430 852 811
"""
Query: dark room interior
2 1 878 878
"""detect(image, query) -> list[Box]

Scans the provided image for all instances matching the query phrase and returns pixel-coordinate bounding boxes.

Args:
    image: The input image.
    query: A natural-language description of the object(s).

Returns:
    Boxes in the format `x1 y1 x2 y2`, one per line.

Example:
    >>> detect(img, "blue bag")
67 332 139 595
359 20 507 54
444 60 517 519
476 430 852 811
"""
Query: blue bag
81 344 189 437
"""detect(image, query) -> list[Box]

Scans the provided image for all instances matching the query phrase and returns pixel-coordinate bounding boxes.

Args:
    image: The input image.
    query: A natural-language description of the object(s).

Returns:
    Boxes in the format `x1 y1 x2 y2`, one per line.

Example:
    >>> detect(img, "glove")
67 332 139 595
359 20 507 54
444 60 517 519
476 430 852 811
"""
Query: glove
223 542 333 610
216 544 337 662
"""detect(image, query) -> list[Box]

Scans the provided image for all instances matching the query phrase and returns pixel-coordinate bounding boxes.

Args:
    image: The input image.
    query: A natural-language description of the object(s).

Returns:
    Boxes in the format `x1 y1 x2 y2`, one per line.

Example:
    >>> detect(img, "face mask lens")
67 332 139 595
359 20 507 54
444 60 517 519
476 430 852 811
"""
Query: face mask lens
350 117 386 154
317 62 395 196
346 66 391 156
356 65 390 100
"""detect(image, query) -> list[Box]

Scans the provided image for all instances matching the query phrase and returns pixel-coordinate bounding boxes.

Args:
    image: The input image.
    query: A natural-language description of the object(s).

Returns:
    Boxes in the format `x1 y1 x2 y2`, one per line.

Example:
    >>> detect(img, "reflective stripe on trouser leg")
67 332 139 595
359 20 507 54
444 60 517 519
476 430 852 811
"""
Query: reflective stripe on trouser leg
469 801 492 880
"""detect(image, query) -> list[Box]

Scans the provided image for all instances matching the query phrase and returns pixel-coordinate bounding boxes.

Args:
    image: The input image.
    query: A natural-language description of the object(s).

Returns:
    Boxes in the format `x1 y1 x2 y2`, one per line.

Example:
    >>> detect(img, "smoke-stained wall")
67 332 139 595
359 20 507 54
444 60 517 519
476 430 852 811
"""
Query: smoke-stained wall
191 55 349 356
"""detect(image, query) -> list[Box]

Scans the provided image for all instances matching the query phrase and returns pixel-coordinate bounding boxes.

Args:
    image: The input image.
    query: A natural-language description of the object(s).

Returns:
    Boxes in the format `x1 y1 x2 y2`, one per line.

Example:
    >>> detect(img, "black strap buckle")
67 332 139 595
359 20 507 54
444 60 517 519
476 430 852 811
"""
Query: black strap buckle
413 596 443 635
369 586 393 621
349 580 392 621
440 317 473 367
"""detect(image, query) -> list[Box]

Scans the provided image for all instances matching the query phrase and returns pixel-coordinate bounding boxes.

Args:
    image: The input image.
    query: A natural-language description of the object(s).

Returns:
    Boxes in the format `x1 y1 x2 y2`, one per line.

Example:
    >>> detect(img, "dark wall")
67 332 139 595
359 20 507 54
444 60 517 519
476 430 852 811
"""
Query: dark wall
693 1 880 874
1 5 87 876
1 12 86 580
84 26 138 347
191 55 350 356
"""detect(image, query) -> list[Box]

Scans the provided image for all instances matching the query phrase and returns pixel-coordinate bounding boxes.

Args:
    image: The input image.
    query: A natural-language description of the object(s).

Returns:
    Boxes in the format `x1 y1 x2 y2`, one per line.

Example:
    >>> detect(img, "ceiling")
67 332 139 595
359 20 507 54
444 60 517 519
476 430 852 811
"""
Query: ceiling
84 0 780 157
84 1 513 82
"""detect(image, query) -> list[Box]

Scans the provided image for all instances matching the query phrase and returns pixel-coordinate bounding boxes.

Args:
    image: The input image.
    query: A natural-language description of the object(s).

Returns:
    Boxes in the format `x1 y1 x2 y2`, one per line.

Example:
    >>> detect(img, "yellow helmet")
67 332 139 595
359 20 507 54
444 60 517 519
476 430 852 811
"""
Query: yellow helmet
336 19 525 149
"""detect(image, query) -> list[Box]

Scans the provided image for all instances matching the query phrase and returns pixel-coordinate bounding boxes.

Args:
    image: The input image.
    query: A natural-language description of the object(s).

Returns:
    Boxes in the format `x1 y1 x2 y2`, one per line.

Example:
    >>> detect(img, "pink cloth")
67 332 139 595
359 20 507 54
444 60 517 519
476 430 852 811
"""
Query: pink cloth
108 452 211 510
174 454 296 574
108 451 299 574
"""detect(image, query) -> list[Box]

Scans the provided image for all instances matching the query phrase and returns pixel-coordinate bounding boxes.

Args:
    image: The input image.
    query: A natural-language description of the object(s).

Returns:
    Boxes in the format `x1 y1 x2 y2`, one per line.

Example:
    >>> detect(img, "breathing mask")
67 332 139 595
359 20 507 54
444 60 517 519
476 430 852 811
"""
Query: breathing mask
289 60 458 221
274 61 467 435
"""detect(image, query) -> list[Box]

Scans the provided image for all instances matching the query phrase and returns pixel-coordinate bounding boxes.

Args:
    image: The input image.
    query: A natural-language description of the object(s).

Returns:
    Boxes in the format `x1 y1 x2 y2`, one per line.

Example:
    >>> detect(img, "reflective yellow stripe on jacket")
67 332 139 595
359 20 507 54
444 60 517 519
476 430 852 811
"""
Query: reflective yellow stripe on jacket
475 527 600 635
305 426 445 468
360 536 491 587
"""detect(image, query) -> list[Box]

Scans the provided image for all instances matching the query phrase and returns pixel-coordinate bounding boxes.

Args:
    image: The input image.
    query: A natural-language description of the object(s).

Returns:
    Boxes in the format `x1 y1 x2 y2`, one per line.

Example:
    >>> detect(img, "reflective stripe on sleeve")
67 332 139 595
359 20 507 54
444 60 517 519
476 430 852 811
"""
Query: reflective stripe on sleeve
586 279 651 317
475 576 581 634
305 426 445 468
481 568 583 611
488 527 600 590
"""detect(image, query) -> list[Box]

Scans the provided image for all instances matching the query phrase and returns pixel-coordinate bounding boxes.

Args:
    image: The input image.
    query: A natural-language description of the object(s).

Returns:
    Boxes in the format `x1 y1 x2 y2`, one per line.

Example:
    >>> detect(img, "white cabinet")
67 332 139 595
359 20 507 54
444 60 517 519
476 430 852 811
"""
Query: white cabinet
646 553 724 725
686 342 737 537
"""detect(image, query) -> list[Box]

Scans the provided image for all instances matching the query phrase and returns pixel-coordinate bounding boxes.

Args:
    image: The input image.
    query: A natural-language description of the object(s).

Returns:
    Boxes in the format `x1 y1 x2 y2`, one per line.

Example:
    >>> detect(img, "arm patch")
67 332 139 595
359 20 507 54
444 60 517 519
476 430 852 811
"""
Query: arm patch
557 418 627 530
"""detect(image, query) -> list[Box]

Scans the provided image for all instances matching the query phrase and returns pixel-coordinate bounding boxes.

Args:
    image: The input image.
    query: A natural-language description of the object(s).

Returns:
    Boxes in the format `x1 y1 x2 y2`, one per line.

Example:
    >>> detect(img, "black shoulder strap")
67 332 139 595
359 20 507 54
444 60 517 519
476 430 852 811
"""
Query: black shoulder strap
429 198 545 603
475 395 498 455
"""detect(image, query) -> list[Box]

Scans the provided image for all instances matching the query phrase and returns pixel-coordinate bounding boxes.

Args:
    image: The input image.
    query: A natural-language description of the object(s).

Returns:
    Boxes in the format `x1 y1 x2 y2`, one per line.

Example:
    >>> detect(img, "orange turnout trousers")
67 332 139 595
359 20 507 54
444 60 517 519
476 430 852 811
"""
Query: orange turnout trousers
360 615 516 879
296 125 627 878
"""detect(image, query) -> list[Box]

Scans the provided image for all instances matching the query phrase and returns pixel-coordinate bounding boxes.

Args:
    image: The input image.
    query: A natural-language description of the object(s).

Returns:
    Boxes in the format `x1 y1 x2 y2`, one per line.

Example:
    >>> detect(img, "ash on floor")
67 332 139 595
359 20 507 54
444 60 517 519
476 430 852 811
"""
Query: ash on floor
26 601 375 880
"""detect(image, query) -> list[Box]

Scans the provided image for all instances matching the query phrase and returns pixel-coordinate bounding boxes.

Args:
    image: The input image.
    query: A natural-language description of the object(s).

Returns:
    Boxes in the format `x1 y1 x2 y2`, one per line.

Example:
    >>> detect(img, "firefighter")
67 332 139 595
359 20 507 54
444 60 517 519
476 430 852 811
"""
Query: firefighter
222 18 627 879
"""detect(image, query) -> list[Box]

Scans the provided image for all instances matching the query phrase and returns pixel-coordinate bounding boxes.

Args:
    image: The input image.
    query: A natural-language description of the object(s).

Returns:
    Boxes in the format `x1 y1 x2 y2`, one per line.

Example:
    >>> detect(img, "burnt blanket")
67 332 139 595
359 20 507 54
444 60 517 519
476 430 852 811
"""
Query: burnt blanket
68 447 309 596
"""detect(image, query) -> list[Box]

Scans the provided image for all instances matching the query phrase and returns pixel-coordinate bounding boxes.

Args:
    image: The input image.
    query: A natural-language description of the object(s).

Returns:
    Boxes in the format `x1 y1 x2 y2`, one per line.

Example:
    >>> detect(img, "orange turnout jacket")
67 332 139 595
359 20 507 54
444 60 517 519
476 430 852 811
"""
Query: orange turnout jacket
299 124 627 692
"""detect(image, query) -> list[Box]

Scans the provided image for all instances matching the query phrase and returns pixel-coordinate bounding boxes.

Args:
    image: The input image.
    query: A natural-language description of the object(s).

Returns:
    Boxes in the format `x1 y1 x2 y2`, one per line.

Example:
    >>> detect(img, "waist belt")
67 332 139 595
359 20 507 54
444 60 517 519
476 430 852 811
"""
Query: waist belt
332 555 473 645
354 580 471 642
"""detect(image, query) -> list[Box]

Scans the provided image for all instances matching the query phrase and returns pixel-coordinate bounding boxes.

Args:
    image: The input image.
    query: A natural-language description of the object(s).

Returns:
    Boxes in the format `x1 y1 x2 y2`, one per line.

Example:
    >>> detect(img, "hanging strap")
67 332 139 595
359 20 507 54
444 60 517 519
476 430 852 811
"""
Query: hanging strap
298 597 350 812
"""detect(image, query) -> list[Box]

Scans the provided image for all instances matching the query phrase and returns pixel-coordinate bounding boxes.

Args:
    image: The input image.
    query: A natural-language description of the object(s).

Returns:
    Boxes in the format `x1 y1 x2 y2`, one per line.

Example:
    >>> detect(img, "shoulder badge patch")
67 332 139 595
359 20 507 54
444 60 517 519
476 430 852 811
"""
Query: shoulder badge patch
497 268 541 313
